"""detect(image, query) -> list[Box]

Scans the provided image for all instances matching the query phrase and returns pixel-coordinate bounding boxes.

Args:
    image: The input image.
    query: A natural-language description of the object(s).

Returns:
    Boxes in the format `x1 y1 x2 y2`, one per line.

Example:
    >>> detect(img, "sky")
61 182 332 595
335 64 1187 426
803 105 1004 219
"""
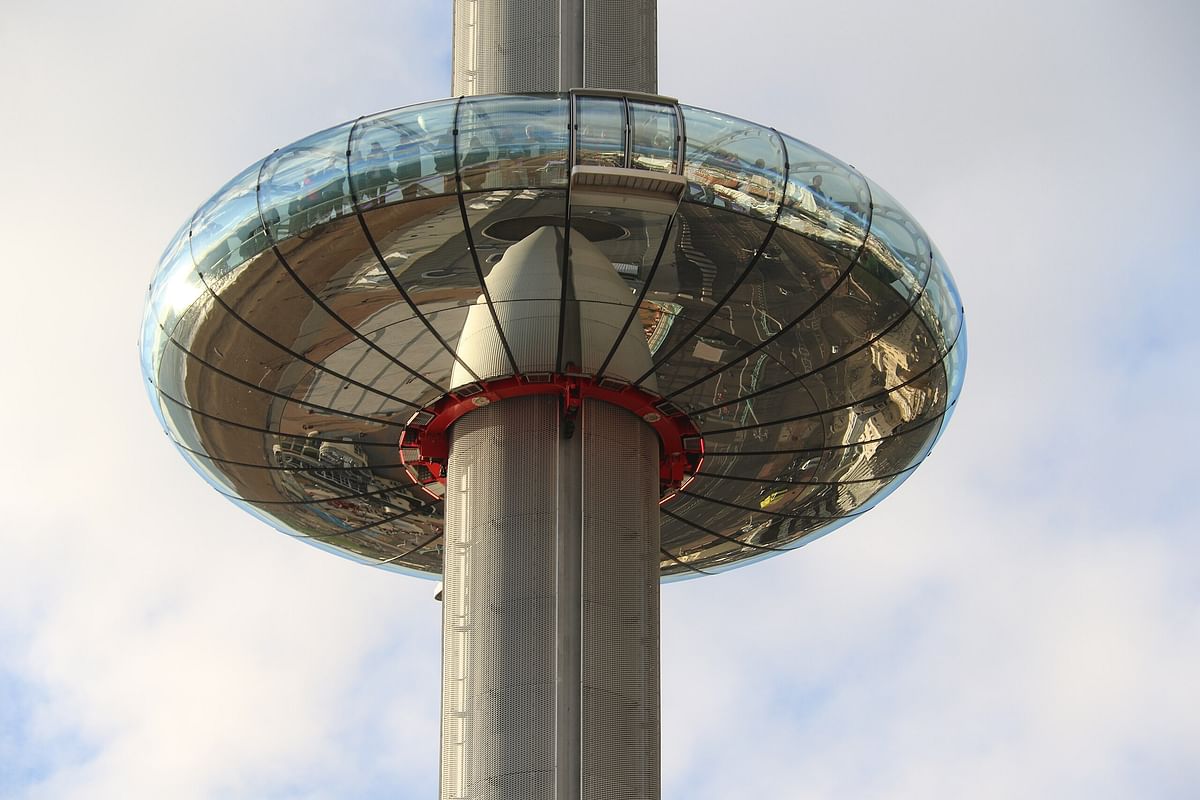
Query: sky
1 0 1198 797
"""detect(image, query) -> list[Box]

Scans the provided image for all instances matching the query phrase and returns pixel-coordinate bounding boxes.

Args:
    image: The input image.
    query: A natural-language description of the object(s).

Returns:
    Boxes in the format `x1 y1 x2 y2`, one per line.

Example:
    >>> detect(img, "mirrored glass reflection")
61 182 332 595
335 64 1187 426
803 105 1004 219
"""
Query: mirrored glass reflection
778 133 869 255
629 101 678 173
146 214 203 363
679 105 785 222
260 122 356 243
190 158 269 285
863 179 932 302
457 95 570 190
350 99 461 206
576 96 626 167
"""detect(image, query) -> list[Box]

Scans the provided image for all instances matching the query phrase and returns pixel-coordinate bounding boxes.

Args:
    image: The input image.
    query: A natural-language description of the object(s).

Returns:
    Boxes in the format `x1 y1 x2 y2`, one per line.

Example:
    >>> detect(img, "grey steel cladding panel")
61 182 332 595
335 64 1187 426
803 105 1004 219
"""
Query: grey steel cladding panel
443 395 559 800
584 0 657 94
453 0 562 95
582 399 660 799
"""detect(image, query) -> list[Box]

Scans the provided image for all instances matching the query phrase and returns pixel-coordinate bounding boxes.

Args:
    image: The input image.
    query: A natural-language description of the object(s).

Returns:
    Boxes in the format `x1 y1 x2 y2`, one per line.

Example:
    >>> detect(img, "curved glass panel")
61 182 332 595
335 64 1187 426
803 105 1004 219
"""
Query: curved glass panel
778 133 869 255
457 94 570 190
919 244 964 353
629 100 678 173
350 99 461 206
576 95 627 167
141 92 967 580
190 158 269 283
259 122 355 242
680 105 785 222
145 214 202 357
862 179 931 302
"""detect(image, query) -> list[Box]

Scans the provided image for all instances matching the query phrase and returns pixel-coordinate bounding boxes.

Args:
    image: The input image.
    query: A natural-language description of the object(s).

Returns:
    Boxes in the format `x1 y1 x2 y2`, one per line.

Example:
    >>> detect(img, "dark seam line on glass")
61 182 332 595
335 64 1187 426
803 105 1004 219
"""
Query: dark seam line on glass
155 386 406 445
252 146 444 396
263 242 444 394
346 117 482 384
659 232 874 404
700 406 951 453
555 95 579 374
294 499 443 540
218 481 429 506
452 96 520 376
662 507 792 553
665 244 928 407
674 102 687 176
291 506 434 539
677 490 870 521
192 268 415 408
163 331 418 421
594 213 677 379
688 273 932 416
700 329 962 436
659 546 712 576
650 150 877 401
375 530 445 564
680 229 935 411
151 208 203 362
622 96 632 169
632 126 790 387
695 463 920 488
632 211 782 387
171 438 406 472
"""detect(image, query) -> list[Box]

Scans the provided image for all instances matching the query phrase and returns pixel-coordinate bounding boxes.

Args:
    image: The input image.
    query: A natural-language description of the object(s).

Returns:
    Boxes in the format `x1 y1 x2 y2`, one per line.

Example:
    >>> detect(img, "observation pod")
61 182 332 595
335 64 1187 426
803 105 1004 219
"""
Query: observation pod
140 90 966 798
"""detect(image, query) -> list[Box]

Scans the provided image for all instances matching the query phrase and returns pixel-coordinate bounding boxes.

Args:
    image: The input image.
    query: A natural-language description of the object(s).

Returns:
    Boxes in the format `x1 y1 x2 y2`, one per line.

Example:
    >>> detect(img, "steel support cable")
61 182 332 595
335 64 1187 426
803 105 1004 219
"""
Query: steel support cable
631 126 791 388
162 331 418 423
252 147 445 396
451 95 520 377
345 114 483 384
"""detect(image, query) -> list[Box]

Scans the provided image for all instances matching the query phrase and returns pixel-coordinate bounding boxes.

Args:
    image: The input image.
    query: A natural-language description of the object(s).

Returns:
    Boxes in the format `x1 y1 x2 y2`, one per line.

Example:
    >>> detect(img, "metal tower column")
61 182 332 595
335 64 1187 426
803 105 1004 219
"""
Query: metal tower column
452 0 657 95
441 395 660 800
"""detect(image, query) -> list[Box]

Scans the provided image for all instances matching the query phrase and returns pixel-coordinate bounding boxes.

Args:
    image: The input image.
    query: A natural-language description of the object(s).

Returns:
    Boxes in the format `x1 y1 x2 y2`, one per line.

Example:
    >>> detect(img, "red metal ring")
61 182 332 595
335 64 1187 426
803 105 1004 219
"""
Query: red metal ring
398 374 704 499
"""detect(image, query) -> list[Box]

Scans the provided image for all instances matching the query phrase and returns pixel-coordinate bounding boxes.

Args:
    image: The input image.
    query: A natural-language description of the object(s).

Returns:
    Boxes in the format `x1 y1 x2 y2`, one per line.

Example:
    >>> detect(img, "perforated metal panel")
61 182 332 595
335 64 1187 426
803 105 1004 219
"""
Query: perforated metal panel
453 0 563 95
443 395 559 800
584 0 657 93
442 395 660 799
453 0 657 94
582 398 660 799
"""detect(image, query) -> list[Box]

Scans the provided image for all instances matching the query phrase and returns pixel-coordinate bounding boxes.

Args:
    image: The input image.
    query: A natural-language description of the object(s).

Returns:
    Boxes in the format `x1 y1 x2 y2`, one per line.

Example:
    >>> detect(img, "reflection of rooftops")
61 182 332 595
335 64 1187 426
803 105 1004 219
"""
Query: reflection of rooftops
272 439 374 496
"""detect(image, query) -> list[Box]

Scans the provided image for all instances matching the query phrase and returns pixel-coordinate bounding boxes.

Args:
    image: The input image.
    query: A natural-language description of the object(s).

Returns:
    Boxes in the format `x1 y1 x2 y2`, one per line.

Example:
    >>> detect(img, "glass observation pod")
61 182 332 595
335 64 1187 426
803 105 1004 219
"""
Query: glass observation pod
140 91 966 580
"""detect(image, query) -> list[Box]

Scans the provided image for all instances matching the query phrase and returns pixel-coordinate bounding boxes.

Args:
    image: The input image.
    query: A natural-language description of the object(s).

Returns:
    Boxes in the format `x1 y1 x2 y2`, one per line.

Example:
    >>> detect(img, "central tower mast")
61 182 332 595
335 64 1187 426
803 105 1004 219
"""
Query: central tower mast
452 0 657 95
